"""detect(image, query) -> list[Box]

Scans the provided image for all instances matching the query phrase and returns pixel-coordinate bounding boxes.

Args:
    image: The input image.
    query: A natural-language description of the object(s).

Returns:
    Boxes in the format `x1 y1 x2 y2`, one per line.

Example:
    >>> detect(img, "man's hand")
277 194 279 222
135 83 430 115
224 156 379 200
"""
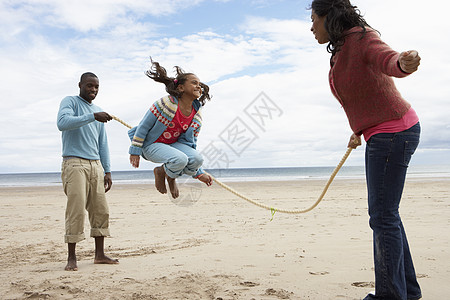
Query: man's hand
94 112 113 123
130 155 140 168
348 133 362 149
399 50 421 74
104 172 112 192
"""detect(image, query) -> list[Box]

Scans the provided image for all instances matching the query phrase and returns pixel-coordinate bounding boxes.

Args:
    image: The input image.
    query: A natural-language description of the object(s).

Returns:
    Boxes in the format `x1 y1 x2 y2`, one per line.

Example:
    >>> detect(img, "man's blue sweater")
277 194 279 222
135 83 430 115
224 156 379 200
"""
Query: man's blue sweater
57 96 111 173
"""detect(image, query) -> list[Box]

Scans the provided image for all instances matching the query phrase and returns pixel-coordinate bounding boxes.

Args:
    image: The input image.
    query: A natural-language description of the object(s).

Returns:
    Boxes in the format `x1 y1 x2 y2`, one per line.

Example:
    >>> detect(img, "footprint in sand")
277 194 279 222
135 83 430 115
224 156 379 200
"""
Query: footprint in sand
351 281 375 288
265 288 294 299
240 281 260 287
309 271 329 275
24 291 50 298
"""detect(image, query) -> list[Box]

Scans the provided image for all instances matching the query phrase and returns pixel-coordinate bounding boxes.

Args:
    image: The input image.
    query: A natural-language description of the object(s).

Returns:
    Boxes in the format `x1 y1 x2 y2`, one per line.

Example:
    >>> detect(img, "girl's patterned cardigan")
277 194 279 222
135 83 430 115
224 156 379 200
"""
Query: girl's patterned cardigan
128 94 203 157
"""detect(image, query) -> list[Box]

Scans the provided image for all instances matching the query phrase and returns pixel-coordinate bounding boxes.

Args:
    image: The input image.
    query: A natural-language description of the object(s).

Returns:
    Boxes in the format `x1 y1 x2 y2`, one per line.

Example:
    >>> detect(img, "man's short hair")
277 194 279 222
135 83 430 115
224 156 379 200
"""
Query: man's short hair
80 72 98 83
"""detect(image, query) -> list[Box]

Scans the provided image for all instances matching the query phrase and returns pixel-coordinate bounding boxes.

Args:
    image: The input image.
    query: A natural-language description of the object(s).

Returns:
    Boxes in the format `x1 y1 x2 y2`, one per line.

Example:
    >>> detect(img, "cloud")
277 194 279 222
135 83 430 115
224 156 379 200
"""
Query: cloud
1 0 207 32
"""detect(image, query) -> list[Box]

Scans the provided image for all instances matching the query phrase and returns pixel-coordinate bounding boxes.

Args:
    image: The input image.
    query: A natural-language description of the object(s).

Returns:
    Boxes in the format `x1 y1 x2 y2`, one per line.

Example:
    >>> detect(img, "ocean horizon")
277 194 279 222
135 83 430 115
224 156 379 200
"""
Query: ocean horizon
0 164 449 187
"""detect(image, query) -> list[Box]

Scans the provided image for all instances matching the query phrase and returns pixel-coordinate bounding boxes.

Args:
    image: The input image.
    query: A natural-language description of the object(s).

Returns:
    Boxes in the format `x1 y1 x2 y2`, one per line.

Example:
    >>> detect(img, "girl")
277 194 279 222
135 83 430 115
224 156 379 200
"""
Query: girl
128 59 213 198
310 1 422 299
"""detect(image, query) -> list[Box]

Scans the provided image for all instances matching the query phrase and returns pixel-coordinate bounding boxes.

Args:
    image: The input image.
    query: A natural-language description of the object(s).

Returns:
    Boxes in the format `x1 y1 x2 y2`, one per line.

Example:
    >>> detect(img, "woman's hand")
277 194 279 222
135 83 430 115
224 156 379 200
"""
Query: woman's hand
348 133 362 149
399 50 421 74
130 155 140 168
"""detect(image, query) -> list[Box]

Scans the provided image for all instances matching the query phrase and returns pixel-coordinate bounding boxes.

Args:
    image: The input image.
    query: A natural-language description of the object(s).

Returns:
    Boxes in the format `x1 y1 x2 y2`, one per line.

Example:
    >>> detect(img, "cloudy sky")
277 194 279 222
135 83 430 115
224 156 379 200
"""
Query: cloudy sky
1 0 449 174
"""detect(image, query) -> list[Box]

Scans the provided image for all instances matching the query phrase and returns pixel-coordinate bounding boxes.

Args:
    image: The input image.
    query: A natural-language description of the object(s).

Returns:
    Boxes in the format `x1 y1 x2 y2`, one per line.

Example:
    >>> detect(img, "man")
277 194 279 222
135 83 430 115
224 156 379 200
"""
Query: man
57 72 118 271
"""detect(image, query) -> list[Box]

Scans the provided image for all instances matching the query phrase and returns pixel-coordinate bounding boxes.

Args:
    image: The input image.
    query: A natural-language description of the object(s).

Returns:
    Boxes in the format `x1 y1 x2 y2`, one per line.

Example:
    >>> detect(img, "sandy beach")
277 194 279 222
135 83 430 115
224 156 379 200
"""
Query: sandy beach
0 177 449 299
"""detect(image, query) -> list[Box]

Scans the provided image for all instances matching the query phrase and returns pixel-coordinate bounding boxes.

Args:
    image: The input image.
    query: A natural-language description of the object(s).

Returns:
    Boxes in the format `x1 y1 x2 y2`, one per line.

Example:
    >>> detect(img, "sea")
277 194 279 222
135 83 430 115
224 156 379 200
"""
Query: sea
0 165 449 187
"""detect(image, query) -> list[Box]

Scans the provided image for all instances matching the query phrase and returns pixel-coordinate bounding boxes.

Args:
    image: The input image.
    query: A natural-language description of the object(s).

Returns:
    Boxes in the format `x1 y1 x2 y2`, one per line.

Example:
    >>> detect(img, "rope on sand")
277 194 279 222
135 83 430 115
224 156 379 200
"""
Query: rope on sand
206 148 352 214
111 115 353 215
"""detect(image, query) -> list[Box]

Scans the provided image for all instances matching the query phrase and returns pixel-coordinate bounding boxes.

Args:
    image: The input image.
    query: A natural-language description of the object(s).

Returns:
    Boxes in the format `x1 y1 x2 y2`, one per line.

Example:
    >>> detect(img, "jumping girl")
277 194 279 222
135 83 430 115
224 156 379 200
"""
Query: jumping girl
128 59 213 198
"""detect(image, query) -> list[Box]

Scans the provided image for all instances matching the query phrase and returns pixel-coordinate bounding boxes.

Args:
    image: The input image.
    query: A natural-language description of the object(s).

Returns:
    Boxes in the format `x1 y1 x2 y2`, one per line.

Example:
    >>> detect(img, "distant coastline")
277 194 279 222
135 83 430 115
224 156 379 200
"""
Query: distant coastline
1 165 449 187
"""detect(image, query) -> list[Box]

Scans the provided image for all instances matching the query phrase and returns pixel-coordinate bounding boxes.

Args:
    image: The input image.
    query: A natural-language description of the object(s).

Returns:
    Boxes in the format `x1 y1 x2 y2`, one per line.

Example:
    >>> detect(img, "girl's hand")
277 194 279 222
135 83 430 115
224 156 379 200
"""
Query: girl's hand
198 173 213 186
399 50 421 73
130 155 140 168
348 133 362 149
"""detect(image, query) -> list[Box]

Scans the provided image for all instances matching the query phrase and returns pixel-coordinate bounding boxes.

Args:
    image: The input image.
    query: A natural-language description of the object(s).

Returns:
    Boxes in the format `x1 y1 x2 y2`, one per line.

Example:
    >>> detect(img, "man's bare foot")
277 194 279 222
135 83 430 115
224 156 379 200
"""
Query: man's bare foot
154 166 167 194
166 176 179 199
94 255 119 265
65 257 78 271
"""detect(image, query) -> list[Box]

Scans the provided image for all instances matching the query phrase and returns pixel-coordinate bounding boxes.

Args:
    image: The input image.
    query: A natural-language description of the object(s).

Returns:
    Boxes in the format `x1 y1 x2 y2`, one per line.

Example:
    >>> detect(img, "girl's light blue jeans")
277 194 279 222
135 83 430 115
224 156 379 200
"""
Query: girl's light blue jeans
364 122 422 300
142 142 203 179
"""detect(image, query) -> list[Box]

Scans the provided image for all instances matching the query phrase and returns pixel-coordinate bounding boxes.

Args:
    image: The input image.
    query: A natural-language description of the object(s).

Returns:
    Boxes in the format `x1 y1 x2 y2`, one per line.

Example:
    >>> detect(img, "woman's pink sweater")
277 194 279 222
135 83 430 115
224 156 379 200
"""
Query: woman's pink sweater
329 27 411 135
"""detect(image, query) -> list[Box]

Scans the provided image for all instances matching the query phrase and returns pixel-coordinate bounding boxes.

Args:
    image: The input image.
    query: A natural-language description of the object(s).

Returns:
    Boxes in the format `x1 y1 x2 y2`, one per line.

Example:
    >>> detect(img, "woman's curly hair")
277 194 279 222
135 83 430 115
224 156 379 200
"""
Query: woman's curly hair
145 58 211 106
310 0 373 58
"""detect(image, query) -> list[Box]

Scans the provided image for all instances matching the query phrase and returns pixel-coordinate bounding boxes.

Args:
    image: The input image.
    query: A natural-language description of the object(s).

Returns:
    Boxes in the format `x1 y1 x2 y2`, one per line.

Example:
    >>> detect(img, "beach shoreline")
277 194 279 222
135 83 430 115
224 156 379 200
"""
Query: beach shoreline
1 178 449 299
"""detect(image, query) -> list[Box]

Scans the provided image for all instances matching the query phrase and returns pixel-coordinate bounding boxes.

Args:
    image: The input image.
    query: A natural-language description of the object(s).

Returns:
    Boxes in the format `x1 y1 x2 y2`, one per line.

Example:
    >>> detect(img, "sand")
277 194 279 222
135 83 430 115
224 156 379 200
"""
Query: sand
0 177 449 299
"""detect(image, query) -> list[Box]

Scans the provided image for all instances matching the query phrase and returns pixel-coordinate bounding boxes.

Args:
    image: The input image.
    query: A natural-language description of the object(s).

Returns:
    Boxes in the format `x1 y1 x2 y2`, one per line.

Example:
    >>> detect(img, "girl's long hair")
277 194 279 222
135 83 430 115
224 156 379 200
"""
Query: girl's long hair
310 0 372 58
145 58 211 106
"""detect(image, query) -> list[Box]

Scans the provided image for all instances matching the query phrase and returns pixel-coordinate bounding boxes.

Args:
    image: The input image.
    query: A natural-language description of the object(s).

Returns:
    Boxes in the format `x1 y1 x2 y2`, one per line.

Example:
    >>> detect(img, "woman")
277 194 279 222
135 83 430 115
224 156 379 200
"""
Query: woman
309 1 422 299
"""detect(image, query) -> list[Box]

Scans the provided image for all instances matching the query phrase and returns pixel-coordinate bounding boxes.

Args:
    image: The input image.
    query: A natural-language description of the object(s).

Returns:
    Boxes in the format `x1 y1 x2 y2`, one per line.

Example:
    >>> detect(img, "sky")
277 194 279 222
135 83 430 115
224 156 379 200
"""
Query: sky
0 0 449 174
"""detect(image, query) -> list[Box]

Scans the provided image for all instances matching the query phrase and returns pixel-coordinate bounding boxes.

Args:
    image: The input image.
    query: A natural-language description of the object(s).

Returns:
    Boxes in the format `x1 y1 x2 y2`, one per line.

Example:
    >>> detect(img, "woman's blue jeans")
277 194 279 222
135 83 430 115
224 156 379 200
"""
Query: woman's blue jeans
364 122 422 300
142 142 203 179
